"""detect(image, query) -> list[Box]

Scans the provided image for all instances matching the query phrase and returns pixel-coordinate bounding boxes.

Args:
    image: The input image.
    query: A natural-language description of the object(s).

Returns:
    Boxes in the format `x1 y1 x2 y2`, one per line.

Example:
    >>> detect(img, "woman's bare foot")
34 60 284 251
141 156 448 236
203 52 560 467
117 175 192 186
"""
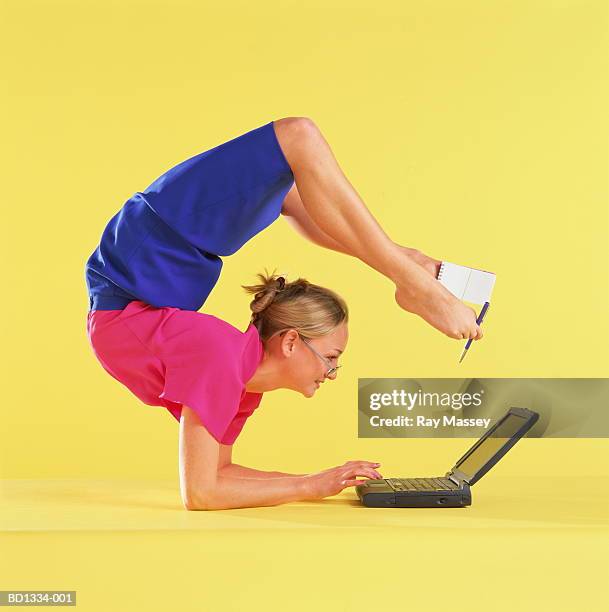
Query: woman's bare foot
393 272 483 341
390 243 482 339
394 244 442 278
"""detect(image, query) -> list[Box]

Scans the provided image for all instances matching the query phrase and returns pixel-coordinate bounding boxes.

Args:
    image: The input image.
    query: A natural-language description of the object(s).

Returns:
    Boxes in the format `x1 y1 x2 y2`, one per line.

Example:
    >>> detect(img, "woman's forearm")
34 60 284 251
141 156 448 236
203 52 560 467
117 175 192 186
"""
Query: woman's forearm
219 463 307 479
190 474 309 510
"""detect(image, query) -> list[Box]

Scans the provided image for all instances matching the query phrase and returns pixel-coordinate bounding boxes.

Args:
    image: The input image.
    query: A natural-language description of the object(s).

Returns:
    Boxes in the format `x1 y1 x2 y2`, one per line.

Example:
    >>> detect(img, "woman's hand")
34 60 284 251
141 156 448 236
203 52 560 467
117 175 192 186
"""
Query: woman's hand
301 460 384 500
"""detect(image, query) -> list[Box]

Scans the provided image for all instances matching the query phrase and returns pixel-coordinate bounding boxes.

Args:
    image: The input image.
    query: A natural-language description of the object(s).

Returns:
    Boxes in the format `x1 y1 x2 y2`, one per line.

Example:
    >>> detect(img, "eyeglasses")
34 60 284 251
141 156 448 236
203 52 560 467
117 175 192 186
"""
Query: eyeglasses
301 338 342 377
274 330 342 378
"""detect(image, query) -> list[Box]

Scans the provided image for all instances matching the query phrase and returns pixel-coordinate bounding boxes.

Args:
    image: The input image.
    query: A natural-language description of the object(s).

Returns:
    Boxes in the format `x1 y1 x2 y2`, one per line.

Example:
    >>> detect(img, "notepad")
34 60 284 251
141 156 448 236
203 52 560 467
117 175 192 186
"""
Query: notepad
437 262 496 305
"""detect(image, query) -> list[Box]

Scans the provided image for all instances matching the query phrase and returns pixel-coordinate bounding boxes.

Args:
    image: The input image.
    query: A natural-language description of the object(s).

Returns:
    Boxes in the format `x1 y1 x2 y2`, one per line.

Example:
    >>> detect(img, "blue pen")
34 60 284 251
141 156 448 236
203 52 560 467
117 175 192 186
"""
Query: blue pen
458 301 490 364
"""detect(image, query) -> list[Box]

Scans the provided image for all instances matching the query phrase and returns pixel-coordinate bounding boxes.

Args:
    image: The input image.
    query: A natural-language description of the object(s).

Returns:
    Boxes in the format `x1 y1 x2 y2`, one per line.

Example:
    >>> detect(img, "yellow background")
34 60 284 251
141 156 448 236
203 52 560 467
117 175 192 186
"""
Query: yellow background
1 1 607 610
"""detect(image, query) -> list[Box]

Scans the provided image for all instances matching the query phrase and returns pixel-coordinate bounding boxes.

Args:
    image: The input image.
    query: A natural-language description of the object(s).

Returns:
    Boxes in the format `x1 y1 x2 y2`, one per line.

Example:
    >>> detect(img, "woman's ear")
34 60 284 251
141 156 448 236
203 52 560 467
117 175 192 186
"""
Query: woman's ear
279 329 300 357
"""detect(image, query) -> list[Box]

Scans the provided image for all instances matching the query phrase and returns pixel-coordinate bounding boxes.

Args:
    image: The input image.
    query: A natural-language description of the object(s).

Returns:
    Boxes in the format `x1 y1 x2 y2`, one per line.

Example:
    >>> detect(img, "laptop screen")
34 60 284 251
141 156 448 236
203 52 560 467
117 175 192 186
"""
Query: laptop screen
452 409 538 485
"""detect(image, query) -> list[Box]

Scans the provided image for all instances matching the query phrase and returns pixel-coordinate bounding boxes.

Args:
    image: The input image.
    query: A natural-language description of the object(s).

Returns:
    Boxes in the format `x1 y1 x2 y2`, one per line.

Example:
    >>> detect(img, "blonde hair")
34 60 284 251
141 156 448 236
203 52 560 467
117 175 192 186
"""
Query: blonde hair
241 267 349 342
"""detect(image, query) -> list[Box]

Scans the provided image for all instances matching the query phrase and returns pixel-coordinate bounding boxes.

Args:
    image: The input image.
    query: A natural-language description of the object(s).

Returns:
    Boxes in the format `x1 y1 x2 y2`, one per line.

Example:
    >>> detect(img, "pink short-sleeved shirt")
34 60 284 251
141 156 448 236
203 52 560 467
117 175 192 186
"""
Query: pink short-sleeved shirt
86 300 265 445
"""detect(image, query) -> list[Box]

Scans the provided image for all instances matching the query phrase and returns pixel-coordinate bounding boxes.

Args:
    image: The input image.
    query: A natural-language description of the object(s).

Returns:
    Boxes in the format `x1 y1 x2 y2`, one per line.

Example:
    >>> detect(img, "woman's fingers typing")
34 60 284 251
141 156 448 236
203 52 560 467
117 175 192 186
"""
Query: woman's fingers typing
339 466 383 486
304 463 385 499
341 479 370 487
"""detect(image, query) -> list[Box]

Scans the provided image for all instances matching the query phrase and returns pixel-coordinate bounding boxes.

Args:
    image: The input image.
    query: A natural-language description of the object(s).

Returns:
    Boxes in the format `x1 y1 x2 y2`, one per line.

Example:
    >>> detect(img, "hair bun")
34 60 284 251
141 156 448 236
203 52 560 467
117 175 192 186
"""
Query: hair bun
241 268 349 340
249 276 285 317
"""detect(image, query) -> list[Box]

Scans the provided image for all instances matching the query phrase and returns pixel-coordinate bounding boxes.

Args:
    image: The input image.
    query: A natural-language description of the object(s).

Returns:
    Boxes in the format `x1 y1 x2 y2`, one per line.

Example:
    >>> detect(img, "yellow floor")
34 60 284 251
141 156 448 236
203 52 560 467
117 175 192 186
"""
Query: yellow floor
1 472 608 612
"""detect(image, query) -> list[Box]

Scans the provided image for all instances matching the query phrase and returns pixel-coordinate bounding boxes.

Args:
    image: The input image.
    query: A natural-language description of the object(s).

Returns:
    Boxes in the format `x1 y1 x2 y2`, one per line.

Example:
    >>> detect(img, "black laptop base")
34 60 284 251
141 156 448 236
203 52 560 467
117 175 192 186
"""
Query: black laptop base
356 478 472 508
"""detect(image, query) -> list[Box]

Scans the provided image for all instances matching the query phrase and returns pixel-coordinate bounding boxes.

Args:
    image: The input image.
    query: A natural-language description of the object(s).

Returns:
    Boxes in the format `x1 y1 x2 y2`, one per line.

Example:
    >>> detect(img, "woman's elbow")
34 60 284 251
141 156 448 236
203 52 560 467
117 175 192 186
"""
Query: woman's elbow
182 488 223 511
183 497 203 511
181 488 199 510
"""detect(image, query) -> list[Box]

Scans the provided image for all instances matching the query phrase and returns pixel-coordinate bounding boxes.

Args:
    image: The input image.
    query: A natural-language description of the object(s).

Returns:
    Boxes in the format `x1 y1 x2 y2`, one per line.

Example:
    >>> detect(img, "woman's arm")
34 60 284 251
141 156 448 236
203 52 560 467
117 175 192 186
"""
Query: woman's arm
220 464 307 479
179 406 380 510
217 442 306 479
179 406 305 509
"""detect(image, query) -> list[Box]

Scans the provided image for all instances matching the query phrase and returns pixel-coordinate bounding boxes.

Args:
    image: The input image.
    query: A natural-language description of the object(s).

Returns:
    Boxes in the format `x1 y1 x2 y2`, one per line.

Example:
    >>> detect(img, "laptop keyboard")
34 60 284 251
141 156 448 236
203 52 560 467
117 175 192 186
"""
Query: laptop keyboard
386 477 459 491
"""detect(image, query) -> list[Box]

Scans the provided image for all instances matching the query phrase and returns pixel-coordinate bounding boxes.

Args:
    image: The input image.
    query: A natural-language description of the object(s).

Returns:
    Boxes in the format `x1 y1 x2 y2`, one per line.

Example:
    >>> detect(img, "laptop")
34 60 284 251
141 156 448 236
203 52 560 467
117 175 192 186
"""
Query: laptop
355 407 539 508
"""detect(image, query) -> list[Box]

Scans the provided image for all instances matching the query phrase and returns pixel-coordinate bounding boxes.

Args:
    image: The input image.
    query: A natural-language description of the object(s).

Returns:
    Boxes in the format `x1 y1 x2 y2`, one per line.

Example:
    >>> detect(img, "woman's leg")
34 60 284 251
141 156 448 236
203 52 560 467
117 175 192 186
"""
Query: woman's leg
280 182 352 256
272 117 482 341
281 182 441 277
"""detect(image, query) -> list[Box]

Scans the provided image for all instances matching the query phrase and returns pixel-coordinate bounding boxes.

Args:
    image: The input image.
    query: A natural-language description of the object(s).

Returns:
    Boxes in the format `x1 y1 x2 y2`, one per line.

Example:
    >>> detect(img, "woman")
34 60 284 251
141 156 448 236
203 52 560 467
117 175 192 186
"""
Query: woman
85 117 482 511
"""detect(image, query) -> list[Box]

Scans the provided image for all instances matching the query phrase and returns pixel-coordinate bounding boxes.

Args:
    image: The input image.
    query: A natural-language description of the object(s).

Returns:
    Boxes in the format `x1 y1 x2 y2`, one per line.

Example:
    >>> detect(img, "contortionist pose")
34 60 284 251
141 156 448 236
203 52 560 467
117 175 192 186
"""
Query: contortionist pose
85 117 483 511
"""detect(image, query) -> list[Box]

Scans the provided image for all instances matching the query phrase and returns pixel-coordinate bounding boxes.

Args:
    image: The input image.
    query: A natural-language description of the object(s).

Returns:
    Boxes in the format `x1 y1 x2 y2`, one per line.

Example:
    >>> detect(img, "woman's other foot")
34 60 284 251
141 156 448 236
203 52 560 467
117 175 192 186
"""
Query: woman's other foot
394 244 442 278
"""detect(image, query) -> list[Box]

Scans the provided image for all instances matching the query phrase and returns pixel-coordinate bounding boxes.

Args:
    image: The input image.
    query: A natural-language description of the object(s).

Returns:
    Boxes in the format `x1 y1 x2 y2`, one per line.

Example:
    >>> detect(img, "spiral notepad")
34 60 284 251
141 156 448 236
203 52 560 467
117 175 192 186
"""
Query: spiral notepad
437 262 496 305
